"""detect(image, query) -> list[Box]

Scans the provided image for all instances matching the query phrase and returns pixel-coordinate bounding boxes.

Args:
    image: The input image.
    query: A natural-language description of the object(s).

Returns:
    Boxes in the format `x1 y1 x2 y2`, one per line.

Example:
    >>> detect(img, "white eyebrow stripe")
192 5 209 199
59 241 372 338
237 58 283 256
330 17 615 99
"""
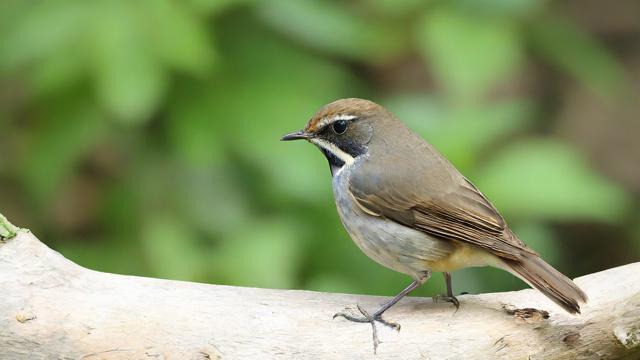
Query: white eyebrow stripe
317 114 358 130
310 138 355 166
333 114 358 121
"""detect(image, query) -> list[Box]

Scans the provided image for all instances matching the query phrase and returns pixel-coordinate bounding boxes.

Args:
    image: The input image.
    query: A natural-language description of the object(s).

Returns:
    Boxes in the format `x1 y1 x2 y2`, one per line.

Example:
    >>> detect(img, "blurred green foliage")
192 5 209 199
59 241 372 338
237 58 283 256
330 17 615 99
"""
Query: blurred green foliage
1 0 638 299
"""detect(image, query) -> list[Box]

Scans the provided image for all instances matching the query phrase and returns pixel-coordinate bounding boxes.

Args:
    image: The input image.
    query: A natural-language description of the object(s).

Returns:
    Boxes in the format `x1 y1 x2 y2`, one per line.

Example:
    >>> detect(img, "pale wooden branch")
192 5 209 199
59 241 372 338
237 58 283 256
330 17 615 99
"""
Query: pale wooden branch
0 218 639 359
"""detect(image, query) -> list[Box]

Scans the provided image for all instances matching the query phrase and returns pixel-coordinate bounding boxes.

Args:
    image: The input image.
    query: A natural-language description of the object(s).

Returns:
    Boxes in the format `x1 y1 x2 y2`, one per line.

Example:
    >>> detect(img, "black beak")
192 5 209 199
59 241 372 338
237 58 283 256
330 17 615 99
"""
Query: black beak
280 130 310 141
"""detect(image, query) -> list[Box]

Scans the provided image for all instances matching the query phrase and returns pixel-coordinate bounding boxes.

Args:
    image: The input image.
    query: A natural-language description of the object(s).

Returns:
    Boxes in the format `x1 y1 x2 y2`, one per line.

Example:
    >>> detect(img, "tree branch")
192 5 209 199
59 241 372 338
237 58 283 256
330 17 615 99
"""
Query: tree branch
0 216 638 359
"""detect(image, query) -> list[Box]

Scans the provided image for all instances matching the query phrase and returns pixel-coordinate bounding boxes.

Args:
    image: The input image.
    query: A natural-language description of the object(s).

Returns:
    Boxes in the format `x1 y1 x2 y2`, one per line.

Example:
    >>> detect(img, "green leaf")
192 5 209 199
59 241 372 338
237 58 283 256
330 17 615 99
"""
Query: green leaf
476 139 630 222
362 0 429 17
385 94 533 171
141 215 206 280
175 166 250 237
89 1 167 123
167 22 361 201
416 8 523 101
59 236 151 276
529 15 625 97
0 213 20 240
257 0 408 62
452 0 543 17
510 222 559 264
21 98 107 204
211 220 302 288
142 0 216 75
305 273 360 294
0 1 87 71
632 214 640 255
185 0 246 15
428 102 532 171
166 83 226 165
28 43 86 97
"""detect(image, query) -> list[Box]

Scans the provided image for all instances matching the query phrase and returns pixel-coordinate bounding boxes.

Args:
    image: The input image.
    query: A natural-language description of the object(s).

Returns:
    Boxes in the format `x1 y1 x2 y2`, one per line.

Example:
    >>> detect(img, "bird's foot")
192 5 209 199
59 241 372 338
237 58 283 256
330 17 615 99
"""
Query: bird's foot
333 304 400 330
333 304 400 353
432 294 460 310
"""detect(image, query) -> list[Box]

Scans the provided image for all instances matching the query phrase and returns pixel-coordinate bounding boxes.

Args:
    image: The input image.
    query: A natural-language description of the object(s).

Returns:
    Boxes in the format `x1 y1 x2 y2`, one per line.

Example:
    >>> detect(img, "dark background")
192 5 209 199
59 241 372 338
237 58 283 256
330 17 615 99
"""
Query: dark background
1 0 639 298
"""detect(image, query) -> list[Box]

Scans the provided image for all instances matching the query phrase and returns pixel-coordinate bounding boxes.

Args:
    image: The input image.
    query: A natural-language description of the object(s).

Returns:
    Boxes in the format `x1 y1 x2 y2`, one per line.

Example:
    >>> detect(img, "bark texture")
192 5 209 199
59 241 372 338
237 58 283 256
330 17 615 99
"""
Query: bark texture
0 221 639 359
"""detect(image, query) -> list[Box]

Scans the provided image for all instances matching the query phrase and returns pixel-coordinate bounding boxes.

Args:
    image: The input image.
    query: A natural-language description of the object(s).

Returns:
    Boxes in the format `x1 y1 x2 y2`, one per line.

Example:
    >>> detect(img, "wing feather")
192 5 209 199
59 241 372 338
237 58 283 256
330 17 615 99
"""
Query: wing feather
349 144 534 260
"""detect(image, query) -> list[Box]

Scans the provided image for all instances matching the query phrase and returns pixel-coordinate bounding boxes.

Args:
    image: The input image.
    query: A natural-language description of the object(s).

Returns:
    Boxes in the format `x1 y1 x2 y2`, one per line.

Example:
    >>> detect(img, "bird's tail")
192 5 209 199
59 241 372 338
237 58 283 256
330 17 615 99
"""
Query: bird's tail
503 255 588 314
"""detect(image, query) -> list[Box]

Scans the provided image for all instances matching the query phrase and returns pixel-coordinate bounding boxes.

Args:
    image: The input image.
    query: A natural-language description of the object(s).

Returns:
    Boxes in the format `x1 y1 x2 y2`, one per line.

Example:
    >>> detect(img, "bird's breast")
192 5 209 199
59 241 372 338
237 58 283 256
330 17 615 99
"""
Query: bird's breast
331 167 455 279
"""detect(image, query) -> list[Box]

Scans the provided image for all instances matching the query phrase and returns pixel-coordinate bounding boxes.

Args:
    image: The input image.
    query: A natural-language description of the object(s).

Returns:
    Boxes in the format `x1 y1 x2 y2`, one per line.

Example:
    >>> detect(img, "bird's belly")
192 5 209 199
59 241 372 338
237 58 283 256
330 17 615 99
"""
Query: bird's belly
332 174 455 278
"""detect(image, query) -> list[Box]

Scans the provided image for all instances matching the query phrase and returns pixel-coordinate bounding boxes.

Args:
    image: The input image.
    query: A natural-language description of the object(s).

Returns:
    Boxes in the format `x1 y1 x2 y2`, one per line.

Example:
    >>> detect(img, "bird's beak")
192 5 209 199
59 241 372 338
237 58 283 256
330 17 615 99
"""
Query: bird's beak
280 130 311 141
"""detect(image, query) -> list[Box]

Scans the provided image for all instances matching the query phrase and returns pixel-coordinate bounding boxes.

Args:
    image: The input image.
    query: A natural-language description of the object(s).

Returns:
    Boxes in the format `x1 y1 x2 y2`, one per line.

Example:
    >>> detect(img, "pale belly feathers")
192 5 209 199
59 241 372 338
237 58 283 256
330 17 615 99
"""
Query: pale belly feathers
331 163 501 280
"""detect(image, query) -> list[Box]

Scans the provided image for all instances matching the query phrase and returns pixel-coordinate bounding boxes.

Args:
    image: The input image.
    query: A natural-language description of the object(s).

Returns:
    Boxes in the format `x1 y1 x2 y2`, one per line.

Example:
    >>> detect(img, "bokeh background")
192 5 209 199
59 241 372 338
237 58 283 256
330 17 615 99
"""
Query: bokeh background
1 0 639 299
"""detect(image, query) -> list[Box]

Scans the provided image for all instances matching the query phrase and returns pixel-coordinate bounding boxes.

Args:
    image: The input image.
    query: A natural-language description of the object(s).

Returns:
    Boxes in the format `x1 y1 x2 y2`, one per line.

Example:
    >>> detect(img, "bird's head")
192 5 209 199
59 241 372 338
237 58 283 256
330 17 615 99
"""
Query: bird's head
281 98 387 175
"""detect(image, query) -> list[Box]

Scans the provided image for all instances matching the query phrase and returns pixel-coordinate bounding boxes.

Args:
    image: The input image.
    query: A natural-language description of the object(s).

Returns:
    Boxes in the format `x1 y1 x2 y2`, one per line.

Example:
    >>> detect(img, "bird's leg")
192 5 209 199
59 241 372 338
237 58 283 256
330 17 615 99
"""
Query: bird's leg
433 271 460 310
333 280 420 330
333 271 431 352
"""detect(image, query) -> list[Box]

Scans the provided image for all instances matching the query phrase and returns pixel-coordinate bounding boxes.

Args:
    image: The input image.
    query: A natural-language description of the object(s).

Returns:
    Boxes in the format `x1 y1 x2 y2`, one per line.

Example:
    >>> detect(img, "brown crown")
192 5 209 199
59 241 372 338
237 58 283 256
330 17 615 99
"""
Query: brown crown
305 98 382 132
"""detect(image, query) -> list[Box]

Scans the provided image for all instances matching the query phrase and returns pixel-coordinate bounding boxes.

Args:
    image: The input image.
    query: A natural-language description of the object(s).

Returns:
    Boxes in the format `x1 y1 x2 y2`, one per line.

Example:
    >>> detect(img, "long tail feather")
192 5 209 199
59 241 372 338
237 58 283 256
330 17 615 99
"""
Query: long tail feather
504 255 588 314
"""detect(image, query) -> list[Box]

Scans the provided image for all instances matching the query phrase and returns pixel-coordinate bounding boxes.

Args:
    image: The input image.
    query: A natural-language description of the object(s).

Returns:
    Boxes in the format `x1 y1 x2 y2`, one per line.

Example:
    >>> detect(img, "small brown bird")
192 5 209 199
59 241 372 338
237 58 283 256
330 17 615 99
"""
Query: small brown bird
282 98 587 334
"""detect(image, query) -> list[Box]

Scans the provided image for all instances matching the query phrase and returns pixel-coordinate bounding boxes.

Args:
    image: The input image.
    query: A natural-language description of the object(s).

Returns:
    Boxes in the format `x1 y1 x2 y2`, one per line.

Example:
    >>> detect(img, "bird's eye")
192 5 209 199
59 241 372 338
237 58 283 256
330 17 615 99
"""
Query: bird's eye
332 120 348 134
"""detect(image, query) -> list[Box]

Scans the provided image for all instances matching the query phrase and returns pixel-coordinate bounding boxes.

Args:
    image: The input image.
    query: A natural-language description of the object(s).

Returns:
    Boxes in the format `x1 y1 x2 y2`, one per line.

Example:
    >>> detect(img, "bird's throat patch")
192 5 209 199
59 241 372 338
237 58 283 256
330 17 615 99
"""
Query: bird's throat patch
321 148 345 176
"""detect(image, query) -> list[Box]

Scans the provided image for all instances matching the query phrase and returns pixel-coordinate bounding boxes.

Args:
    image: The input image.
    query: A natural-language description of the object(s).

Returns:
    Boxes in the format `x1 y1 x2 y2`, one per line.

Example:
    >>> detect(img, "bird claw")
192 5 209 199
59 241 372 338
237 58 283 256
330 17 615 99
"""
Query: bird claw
333 304 400 330
432 294 460 310
333 304 401 353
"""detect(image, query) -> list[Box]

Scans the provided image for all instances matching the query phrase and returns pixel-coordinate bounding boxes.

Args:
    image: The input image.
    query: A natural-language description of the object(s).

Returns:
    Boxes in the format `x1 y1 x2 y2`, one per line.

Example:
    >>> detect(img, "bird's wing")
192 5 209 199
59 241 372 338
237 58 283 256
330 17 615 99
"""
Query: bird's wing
349 148 534 260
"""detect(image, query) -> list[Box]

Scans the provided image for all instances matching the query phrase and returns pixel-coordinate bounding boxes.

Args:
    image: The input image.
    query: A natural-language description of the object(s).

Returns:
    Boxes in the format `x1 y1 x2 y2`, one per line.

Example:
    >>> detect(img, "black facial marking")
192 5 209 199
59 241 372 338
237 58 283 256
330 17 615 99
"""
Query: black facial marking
337 138 366 158
321 148 345 176
318 124 367 159
314 117 372 176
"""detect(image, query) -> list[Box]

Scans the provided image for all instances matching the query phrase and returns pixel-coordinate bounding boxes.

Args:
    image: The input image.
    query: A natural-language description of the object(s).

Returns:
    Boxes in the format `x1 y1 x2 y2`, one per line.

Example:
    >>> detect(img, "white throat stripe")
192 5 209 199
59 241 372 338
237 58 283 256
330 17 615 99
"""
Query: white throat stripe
310 138 355 166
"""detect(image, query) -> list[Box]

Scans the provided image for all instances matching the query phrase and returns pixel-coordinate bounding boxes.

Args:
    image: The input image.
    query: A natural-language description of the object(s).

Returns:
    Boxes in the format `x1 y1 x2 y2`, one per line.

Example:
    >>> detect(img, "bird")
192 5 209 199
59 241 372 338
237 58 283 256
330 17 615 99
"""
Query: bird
281 98 587 339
